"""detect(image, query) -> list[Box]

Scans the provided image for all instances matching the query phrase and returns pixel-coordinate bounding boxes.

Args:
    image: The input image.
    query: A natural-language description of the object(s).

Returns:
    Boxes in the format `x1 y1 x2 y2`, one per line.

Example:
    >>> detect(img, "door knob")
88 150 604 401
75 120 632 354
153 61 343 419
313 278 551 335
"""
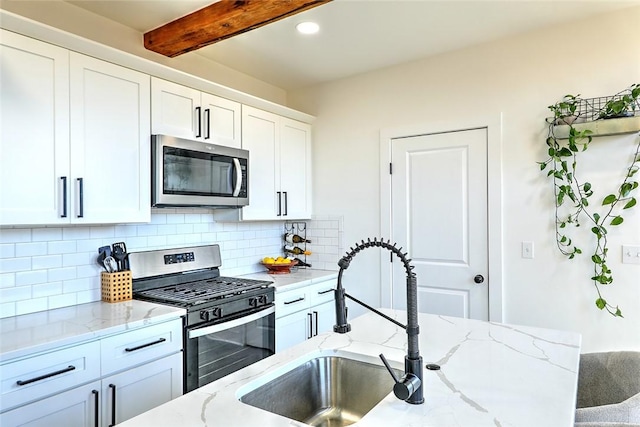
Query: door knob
473 274 485 284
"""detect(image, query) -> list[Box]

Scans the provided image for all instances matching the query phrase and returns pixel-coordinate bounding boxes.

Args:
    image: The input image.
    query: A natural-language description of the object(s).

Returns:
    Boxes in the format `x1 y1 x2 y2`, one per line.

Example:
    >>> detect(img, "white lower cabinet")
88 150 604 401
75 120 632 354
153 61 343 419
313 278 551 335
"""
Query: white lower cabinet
0 319 183 427
275 280 335 352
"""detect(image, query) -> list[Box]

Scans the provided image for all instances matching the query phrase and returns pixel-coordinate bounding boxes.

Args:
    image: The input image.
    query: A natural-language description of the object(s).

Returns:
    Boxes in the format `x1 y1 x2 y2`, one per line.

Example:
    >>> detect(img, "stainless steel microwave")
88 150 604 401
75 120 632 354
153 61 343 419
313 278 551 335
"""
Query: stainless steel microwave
151 135 249 208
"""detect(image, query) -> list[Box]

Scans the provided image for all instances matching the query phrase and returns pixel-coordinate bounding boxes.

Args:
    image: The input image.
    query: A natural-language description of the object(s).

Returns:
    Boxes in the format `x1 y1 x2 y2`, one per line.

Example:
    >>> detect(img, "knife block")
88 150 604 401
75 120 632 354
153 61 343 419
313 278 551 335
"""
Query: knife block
101 271 132 303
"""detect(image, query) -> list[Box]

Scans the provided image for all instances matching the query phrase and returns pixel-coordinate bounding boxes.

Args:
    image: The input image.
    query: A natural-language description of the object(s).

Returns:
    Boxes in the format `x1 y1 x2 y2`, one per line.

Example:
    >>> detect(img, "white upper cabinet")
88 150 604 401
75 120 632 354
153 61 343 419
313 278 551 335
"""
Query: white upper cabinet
0 30 151 225
151 77 241 148
0 30 70 225
69 53 150 224
241 105 312 221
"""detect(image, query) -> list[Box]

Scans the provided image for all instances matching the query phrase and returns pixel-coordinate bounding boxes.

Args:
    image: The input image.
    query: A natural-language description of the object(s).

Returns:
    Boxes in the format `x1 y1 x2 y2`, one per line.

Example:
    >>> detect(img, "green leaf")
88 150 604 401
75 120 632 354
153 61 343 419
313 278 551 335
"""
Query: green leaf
539 162 547 171
615 307 623 317
623 198 637 209
583 182 592 192
575 248 582 254
595 298 607 310
548 147 556 157
610 216 624 226
593 213 600 223
546 137 555 147
581 198 589 207
602 194 617 205
558 147 573 157
592 254 602 264
621 182 633 198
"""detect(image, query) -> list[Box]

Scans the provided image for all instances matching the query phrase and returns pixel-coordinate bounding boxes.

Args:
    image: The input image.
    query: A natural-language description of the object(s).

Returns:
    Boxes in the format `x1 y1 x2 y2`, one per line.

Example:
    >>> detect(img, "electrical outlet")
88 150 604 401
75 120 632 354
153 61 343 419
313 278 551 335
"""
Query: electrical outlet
522 241 534 259
622 245 640 265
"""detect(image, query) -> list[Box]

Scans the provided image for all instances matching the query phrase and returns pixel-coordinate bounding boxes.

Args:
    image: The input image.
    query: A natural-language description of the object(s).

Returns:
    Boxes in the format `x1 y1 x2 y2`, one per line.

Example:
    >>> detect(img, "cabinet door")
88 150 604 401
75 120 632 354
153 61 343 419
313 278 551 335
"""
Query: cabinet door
280 118 312 219
151 77 202 140
0 381 100 427
275 309 311 353
102 352 183 426
241 105 280 220
201 92 241 148
70 53 150 224
0 30 70 225
312 300 335 337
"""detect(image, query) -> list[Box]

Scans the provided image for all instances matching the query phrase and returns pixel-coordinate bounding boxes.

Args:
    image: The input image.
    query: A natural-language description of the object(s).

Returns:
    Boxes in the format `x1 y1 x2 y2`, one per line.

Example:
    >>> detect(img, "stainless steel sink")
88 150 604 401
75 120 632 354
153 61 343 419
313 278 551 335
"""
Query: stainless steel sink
239 355 401 427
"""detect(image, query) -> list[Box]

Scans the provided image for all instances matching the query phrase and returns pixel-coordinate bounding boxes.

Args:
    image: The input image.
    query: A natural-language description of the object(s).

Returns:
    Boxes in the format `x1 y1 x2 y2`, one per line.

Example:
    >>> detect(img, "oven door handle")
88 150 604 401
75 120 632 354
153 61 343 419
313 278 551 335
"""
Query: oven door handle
188 306 275 339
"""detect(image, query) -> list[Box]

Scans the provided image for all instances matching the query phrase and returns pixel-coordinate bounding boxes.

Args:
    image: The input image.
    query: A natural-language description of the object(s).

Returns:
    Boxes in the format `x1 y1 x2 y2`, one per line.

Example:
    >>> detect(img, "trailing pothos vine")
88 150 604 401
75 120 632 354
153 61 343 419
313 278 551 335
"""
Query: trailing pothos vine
538 84 640 317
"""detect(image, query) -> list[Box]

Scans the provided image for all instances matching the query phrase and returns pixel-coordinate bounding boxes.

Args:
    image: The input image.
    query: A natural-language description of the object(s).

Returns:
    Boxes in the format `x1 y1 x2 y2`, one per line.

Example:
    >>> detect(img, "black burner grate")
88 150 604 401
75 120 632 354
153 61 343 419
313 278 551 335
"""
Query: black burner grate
137 276 270 304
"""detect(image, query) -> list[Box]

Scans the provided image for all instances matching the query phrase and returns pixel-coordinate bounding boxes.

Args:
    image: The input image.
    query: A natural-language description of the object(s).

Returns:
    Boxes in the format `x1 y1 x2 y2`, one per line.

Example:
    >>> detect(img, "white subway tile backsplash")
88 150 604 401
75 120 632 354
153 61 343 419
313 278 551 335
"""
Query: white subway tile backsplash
48 267 77 282
0 229 31 243
0 213 343 319
0 244 15 258
15 270 48 286
0 273 16 288
0 257 31 273
32 228 62 242
15 242 48 257
48 240 77 255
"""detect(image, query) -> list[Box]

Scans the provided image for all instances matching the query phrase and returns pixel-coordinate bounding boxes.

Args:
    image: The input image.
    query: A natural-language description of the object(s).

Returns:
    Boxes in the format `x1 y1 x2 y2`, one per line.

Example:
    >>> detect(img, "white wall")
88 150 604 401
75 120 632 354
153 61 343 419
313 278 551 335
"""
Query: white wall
289 7 640 353
0 0 287 105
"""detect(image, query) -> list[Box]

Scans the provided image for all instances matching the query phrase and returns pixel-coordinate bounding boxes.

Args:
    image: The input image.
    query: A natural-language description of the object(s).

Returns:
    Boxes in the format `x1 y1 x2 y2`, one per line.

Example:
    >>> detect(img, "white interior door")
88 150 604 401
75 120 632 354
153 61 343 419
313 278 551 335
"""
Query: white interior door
391 128 489 320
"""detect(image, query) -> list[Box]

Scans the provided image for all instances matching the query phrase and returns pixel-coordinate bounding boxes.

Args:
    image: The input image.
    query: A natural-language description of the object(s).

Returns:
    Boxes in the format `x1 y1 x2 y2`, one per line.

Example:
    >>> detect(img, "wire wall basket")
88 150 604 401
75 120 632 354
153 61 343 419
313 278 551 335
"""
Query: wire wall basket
551 87 640 125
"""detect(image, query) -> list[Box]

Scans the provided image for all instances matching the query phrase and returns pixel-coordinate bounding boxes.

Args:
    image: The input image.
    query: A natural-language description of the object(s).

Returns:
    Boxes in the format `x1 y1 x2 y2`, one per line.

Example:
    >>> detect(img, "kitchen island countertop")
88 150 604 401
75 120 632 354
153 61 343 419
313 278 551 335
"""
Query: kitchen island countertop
119 309 581 427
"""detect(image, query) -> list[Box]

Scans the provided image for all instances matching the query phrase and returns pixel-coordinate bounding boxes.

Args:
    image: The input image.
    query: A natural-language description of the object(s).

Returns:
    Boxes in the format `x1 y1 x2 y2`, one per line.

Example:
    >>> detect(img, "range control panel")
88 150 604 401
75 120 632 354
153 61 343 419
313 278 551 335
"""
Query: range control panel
164 251 195 264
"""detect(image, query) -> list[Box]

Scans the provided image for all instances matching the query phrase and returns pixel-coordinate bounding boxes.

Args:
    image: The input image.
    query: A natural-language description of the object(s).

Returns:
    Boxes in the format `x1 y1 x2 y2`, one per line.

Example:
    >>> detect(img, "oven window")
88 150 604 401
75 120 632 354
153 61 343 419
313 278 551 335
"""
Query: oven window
163 146 234 196
185 311 275 393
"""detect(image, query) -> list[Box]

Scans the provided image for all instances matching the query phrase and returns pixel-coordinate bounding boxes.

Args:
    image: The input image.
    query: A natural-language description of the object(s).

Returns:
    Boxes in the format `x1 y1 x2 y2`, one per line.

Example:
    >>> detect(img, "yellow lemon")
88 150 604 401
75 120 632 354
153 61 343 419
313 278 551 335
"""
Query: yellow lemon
263 257 275 264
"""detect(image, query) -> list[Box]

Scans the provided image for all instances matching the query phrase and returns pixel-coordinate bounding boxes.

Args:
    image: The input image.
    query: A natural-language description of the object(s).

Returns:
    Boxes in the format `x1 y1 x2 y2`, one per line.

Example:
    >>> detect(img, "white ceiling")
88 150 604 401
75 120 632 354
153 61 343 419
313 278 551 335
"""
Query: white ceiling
65 0 640 91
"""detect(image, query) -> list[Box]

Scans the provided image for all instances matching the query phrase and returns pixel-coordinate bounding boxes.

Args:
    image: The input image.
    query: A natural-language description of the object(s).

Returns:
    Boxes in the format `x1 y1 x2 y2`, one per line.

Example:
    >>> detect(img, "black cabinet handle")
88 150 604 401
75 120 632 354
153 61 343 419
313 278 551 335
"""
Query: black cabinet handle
60 176 68 218
313 311 319 336
125 337 166 352
318 289 333 295
195 106 202 137
307 312 313 339
92 390 99 427
204 108 210 139
283 191 288 216
283 297 304 305
276 192 282 216
109 384 116 427
77 178 84 218
16 365 76 386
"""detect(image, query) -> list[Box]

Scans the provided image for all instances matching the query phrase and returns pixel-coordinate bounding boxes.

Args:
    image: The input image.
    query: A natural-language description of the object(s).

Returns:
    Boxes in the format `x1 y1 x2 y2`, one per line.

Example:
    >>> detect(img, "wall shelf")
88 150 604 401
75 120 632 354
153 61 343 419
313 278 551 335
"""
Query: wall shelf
553 116 640 139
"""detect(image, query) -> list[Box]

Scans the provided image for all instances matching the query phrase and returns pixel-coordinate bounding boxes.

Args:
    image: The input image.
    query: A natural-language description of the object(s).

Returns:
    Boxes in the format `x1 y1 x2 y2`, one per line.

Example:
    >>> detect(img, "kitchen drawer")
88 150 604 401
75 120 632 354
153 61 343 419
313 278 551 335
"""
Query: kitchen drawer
308 280 335 307
275 288 309 318
0 340 101 412
100 318 183 375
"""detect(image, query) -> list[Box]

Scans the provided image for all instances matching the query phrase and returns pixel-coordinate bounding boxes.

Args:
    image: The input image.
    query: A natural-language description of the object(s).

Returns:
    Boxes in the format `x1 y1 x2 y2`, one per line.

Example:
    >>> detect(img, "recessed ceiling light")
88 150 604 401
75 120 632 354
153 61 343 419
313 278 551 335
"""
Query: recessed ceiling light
296 21 320 35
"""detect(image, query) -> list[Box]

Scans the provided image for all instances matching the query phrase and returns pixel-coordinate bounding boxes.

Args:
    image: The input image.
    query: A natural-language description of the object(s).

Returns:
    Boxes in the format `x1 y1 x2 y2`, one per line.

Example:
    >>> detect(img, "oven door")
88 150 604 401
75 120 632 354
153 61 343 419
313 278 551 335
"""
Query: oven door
184 305 275 393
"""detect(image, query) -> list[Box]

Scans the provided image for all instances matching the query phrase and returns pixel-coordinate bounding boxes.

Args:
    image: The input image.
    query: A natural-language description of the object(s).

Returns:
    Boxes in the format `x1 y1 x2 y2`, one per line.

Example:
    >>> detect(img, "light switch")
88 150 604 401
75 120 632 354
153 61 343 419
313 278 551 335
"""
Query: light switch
622 245 640 265
522 241 534 259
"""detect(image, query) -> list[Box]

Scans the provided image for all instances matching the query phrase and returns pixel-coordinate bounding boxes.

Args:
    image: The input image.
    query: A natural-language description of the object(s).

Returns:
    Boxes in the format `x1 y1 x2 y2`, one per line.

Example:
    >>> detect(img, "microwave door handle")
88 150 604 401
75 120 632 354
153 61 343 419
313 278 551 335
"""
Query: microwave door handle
188 306 274 339
232 158 242 197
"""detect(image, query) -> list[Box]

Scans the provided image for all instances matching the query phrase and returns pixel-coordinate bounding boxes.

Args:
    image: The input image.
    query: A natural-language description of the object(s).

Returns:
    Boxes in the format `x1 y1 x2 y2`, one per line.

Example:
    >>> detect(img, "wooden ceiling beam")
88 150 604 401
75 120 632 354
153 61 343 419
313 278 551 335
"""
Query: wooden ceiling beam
144 0 331 58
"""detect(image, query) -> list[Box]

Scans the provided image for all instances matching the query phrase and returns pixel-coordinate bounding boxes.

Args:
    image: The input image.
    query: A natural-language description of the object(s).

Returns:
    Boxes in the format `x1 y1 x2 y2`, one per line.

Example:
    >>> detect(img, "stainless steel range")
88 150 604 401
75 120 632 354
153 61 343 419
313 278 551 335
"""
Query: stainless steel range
129 245 274 394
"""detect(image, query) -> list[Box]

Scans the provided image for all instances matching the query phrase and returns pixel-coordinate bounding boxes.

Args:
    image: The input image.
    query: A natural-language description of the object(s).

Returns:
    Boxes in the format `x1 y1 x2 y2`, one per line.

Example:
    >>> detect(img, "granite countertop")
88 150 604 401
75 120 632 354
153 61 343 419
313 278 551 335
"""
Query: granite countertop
241 268 338 292
0 300 185 362
119 309 582 427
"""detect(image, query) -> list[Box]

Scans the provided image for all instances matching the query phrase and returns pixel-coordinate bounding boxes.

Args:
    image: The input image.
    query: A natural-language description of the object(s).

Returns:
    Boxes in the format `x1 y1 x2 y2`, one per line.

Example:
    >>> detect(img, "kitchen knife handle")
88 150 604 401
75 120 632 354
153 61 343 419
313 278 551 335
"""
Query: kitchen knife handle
92 390 99 427
109 383 116 427
77 178 84 218
204 108 210 139
60 176 68 218
276 192 282 216
195 106 202 138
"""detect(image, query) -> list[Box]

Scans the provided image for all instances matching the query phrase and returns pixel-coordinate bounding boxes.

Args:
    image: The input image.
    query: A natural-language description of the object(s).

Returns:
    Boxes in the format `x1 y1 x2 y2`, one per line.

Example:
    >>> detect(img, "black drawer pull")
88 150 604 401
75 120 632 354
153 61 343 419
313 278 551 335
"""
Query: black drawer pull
284 297 305 305
318 289 334 295
109 383 116 427
125 337 166 352
16 365 76 386
92 390 99 427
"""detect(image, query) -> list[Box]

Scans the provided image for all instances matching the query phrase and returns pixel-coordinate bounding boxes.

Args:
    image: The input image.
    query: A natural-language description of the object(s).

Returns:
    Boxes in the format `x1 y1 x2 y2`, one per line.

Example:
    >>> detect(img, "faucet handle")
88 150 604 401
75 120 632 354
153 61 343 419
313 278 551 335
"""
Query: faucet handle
379 353 422 401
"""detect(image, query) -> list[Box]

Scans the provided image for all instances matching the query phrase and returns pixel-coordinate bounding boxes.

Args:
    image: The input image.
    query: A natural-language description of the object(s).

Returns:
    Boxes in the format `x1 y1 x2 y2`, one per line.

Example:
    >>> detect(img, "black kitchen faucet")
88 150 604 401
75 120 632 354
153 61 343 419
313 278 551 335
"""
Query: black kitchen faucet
333 237 424 405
